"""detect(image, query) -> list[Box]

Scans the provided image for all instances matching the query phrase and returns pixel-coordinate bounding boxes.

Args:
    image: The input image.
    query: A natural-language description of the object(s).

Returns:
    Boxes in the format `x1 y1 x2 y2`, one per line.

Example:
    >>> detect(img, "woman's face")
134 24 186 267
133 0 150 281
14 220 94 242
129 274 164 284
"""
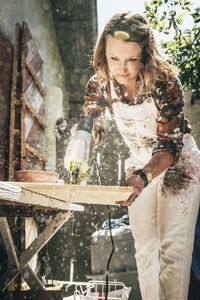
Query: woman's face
105 35 142 87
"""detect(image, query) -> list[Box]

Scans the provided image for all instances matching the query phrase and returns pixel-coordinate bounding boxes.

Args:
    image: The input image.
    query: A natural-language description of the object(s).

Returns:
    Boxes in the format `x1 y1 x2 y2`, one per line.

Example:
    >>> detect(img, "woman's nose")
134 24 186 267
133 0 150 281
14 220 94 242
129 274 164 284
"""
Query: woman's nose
119 61 127 73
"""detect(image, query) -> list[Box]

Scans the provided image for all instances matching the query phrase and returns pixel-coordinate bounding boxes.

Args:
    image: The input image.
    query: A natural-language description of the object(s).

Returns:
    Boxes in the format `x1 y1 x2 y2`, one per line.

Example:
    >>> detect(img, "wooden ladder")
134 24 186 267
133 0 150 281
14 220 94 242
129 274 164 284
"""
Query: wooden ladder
9 22 47 181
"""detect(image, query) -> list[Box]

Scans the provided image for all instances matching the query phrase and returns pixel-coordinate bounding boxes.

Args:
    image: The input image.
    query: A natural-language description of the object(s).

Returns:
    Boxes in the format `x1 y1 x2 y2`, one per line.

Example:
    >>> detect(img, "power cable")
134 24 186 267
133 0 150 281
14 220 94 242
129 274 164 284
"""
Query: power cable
95 157 115 300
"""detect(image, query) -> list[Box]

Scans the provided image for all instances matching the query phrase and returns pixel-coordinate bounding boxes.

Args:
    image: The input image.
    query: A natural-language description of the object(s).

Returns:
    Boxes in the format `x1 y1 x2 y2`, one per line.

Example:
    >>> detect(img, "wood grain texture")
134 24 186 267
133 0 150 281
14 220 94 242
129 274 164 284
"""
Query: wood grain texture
8 183 133 206
0 188 84 212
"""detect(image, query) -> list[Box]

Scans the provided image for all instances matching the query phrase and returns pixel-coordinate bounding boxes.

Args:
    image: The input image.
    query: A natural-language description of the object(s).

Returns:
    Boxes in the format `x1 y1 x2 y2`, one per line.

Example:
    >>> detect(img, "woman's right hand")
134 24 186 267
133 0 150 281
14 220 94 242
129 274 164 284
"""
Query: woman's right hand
116 174 145 206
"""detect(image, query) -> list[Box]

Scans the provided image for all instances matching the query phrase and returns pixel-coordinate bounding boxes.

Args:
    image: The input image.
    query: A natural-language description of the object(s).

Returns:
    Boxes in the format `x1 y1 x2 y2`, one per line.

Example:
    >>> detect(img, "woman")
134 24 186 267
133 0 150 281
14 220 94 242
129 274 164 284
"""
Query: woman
83 12 200 299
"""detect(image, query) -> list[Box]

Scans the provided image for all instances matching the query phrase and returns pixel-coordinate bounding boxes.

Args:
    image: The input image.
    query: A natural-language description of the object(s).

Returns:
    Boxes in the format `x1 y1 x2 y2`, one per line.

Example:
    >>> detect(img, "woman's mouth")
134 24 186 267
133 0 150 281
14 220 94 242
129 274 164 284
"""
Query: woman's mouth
117 74 129 78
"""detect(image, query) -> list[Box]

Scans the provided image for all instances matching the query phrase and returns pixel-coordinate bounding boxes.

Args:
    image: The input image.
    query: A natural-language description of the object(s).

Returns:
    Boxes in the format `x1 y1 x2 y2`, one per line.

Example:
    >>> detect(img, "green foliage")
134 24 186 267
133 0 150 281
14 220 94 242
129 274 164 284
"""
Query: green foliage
144 0 200 94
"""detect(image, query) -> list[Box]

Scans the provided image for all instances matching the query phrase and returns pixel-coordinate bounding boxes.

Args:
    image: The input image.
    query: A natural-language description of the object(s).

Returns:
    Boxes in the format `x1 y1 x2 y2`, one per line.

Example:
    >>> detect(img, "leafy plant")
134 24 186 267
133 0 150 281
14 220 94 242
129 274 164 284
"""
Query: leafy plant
144 0 200 103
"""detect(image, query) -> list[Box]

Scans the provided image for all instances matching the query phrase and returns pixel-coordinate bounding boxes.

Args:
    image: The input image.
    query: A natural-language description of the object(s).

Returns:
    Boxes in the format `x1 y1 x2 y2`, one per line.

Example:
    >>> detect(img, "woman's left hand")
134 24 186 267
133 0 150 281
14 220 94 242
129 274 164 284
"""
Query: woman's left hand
116 174 145 206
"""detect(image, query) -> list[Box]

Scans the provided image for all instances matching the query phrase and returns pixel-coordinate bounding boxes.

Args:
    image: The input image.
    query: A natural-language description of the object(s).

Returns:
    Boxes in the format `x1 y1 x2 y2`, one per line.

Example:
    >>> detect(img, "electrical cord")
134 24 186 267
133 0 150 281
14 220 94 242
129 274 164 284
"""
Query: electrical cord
95 157 115 300
105 205 115 300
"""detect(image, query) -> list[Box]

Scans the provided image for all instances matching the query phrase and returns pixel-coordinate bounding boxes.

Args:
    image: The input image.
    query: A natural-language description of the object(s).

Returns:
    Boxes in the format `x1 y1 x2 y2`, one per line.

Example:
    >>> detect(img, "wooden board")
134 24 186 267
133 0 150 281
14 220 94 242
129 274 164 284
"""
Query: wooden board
8 183 133 206
0 188 84 212
9 24 21 181
0 211 73 291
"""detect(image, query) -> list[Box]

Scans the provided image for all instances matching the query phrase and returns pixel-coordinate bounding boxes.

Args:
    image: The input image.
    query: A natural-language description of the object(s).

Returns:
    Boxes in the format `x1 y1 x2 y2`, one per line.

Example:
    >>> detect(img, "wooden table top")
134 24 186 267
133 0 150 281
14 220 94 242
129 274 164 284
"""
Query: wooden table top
8 182 133 206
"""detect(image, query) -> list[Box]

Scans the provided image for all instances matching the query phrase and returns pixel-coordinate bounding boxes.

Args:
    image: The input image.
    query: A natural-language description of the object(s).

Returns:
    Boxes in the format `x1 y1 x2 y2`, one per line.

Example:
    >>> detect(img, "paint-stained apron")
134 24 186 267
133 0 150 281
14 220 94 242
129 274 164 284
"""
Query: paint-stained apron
112 93 200 300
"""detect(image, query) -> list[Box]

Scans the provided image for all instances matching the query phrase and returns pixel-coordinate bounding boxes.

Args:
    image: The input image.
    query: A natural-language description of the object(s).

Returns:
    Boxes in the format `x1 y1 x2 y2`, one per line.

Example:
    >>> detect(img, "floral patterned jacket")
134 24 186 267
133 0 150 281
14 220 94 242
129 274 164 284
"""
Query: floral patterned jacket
84 74 191 165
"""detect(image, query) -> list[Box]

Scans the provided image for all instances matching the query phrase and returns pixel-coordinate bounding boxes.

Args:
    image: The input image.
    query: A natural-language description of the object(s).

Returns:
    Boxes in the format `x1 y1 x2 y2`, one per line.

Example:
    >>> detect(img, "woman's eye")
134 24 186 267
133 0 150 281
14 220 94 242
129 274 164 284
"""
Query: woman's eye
110 57 118 61
129 58 137 62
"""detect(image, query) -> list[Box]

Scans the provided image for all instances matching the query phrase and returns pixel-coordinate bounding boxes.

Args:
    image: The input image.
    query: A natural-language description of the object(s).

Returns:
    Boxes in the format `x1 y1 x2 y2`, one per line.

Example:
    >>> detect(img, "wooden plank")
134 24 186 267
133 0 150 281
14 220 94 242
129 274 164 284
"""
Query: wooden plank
24 95 47 129
19 189 84 211
26 63 46 97
24 98 45 151
0 203 75 217
22 22 44 92
10 25 20 102
24 54 44 92
0 217 19 268
0 217 44 291
0 211 73 290
25 113 45 149
21 53 27 170
20 212 73 266
9 183 133 206
20 264 44 290
0 189 84 212
25 143 47 162
9 24 21 181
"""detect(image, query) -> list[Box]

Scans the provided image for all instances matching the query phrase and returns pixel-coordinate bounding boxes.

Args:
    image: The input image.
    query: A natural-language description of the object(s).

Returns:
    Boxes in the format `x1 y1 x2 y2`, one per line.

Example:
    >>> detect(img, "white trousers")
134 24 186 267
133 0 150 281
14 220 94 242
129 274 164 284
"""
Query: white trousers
128 175 200 300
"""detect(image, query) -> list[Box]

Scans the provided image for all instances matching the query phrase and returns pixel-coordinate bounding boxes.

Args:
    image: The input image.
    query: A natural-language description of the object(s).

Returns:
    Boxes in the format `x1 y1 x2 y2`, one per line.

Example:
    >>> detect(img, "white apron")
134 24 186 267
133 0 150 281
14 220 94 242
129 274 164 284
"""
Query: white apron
111 84 200 300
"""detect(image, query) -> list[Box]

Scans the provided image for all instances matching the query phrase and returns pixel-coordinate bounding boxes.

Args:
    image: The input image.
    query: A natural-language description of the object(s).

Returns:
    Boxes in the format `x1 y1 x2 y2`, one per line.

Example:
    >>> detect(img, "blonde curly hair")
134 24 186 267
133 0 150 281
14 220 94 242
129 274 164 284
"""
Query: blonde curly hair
93 12 179 93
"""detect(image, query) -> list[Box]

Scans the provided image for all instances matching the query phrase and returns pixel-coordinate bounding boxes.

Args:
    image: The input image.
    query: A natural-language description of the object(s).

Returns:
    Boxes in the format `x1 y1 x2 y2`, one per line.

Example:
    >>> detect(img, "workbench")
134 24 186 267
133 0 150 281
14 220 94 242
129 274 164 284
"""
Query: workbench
0 182 132 293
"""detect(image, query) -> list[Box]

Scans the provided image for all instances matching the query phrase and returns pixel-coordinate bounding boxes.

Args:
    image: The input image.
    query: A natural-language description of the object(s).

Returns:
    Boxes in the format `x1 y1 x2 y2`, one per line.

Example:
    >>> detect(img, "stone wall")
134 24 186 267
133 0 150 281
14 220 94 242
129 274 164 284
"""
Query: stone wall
0 0 67 101
50 0 98 117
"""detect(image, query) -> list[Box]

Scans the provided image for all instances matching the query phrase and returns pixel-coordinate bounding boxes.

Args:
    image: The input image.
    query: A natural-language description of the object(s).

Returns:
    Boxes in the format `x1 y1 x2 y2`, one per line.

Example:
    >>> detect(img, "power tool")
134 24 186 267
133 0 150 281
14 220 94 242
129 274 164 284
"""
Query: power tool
64 115 94 184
